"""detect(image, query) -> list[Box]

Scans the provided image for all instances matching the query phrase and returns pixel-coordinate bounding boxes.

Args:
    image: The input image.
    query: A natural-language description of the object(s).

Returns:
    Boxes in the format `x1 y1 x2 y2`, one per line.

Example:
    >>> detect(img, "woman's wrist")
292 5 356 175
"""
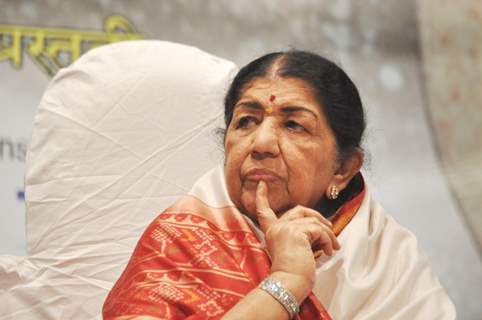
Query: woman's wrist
258 278 299 318
268 270 313 304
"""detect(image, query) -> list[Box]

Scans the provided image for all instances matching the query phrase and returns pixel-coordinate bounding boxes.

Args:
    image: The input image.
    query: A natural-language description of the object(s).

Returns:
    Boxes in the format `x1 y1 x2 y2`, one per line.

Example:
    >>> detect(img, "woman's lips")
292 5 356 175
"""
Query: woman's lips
244 169 280 182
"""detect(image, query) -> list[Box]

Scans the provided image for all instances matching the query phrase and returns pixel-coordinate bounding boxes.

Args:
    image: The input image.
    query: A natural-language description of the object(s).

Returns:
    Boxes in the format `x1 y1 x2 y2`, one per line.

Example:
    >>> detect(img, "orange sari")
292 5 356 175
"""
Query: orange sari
103 178 364 319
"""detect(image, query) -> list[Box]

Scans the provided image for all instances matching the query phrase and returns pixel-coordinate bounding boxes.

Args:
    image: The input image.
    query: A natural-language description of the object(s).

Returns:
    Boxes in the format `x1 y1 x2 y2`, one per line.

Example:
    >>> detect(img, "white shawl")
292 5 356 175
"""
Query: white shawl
189 166 456 319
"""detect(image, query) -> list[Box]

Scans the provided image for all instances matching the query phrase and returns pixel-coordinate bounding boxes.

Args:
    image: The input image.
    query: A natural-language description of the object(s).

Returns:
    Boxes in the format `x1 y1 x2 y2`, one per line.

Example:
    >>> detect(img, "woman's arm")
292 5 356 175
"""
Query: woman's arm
223 181 338 319
222 271 309 320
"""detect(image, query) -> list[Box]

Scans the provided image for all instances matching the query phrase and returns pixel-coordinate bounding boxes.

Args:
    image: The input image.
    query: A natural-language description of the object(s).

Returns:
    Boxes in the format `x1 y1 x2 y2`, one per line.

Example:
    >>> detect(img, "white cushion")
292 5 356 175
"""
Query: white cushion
0 40 237 319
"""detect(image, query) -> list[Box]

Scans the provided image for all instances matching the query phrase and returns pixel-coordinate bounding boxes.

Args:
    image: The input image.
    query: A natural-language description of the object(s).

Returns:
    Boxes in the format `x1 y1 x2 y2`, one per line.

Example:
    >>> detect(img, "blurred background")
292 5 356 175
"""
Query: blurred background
1 0 481 318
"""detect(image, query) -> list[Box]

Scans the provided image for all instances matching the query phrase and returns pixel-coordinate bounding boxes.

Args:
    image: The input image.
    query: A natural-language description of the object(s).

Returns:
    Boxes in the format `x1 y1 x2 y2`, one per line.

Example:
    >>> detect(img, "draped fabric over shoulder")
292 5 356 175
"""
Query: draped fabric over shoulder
104 166 361 319
103 166 455 319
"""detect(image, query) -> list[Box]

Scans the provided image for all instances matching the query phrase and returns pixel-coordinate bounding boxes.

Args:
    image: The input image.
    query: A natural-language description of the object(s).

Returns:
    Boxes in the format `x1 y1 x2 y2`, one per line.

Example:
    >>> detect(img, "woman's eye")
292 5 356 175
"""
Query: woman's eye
236 116 257 129
285 120 306 132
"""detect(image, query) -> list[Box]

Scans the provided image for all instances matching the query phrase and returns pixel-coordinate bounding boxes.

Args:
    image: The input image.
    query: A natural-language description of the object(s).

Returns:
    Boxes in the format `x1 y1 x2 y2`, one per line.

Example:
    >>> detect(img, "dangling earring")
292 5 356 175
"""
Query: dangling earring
329 185 339 200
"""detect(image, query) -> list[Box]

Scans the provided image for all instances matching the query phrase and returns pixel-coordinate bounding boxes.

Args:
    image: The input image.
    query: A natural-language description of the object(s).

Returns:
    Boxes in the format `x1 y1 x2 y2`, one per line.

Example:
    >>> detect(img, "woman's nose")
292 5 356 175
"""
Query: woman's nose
251 120 280 159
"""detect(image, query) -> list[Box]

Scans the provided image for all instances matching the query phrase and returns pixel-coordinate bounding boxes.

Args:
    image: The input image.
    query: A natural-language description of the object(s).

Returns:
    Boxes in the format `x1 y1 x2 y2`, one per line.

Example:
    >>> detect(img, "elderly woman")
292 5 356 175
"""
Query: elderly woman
103 51 455 319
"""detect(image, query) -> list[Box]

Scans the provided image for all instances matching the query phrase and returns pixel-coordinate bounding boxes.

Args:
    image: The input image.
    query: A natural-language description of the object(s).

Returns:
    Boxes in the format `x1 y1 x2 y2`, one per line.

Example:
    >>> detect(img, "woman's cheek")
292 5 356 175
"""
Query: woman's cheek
224 148 245 207
282 150 312 206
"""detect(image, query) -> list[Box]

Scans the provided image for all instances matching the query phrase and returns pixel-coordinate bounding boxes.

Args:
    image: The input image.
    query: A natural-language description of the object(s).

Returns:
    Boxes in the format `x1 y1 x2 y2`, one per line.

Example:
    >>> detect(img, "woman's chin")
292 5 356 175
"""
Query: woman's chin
239 194 258 218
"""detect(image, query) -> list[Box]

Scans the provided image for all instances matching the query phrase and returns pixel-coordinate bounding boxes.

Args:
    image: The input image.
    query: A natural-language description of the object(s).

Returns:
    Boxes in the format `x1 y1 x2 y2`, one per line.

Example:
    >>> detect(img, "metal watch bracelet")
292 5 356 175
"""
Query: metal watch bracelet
258 277 300 319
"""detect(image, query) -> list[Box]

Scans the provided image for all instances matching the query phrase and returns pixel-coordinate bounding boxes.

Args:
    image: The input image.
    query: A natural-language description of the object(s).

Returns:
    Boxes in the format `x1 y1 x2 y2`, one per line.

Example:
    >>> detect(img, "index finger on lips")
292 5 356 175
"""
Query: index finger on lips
255 181 278 234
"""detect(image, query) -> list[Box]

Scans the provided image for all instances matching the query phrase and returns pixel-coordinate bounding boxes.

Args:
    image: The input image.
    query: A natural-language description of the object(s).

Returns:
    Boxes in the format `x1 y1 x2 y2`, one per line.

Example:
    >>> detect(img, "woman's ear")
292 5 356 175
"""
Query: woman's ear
331 150 364 192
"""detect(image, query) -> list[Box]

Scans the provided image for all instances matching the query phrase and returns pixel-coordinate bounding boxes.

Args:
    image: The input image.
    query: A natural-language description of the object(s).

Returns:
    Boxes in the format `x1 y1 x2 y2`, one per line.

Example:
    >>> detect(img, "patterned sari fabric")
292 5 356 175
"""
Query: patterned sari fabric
103 168 364 320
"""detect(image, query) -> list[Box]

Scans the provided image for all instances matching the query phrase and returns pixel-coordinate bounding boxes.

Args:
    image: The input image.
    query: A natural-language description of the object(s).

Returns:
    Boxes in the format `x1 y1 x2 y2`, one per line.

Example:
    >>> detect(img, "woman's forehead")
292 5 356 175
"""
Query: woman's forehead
236 77 322 112
241 76 316 97
238 77 318 104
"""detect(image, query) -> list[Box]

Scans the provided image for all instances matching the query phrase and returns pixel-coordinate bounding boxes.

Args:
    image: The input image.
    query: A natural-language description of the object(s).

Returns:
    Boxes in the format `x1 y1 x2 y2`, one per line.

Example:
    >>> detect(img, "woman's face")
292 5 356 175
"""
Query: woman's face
224 76 340 218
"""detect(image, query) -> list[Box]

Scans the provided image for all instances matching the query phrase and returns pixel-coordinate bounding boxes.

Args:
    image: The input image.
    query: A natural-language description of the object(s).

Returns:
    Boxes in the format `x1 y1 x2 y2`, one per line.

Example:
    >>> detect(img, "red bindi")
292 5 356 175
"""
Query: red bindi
269 94 276 102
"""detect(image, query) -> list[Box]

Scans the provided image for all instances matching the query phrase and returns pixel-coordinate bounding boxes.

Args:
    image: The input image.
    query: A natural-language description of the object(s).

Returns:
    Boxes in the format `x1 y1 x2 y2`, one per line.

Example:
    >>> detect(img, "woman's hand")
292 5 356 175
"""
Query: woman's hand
256 181 340 301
